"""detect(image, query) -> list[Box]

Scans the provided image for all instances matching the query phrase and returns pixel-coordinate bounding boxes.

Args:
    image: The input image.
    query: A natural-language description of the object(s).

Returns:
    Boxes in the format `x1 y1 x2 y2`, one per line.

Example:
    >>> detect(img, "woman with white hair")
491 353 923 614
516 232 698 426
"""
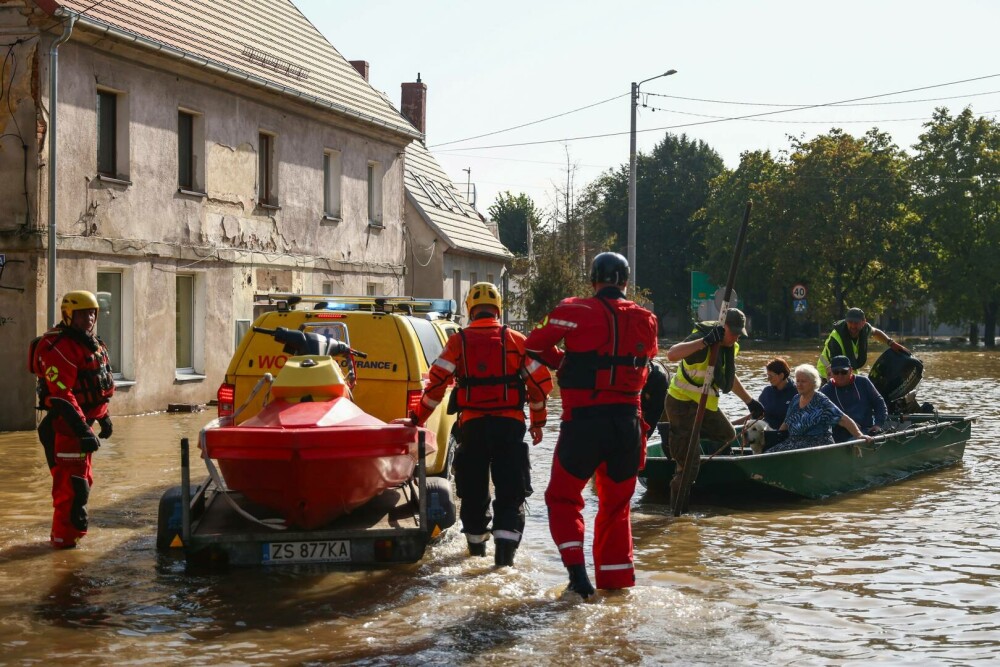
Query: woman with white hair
770 363 873 452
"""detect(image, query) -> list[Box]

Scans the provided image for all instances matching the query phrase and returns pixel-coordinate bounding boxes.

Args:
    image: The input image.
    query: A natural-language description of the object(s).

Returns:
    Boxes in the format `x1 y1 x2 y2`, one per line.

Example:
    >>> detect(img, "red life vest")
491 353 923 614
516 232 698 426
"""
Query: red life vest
32 325 115 412
557 295 656 395
454 325 526 413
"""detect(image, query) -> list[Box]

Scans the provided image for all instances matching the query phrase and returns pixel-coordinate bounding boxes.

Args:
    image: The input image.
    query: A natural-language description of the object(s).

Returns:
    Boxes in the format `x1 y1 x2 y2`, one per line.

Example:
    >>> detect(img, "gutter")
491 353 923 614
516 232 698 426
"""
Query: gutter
47 9 75 327
60 11 421 142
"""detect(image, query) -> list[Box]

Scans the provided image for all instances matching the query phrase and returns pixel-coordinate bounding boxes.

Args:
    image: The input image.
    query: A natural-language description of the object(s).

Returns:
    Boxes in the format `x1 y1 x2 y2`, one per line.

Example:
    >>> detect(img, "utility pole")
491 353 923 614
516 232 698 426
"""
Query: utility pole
628 69 676 290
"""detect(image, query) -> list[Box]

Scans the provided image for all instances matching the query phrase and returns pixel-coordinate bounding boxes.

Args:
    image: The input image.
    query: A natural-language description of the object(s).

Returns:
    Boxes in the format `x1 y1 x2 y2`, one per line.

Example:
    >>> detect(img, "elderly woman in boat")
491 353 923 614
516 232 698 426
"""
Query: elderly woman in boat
770 364 874 452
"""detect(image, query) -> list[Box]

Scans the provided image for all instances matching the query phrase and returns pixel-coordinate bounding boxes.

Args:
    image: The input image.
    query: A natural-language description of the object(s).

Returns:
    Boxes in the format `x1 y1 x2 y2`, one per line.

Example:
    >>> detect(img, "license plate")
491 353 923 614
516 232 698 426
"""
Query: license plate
263 540 351 564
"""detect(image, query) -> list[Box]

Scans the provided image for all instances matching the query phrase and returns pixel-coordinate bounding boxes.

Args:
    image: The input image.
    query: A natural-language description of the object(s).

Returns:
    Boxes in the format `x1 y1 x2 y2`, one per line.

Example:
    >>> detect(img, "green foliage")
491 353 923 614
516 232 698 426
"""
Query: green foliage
488 191 543 256
911 107 1000 344
579 133 725 326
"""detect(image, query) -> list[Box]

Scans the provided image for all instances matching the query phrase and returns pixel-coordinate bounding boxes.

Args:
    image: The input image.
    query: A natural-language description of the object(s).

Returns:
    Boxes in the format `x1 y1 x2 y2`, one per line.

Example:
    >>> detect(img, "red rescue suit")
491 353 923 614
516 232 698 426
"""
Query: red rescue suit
525 287 658 589
416 317 552 546
33 325 115 548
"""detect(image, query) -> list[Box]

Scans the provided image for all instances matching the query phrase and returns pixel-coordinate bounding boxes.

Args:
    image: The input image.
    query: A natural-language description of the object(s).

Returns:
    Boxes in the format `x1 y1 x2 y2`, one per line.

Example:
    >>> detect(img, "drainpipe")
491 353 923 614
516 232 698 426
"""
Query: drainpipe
47 11 76 327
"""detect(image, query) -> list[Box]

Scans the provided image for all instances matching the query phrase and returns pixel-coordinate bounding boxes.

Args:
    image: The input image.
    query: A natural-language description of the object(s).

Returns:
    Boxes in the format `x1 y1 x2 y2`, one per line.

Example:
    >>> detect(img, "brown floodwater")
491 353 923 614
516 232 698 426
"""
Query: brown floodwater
1 347 998 665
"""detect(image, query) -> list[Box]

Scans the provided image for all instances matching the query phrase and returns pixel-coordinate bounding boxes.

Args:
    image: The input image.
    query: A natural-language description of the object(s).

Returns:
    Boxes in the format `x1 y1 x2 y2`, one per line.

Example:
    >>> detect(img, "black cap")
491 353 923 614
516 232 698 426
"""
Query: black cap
725 308 748 336
846 307 865 323
831 355 852 370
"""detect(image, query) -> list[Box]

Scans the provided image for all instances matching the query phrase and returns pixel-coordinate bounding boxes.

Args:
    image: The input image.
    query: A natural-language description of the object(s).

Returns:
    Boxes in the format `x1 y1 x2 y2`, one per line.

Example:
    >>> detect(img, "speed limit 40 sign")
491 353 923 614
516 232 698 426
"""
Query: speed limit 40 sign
791 283 807 300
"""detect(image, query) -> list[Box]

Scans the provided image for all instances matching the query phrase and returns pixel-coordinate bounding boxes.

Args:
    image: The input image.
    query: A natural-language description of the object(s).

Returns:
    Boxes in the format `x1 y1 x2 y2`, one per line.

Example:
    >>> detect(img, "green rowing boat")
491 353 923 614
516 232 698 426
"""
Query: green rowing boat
638 413 975 500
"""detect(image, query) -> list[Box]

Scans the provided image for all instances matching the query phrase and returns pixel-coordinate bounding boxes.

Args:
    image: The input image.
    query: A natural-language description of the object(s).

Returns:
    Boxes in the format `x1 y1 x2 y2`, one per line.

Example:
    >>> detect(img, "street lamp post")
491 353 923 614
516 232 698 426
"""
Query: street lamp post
627 69 676 290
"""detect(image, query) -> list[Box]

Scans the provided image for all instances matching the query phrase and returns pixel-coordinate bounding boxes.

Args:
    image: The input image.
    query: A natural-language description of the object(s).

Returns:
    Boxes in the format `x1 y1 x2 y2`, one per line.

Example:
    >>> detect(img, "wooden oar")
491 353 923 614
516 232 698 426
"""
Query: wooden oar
672 201 753 516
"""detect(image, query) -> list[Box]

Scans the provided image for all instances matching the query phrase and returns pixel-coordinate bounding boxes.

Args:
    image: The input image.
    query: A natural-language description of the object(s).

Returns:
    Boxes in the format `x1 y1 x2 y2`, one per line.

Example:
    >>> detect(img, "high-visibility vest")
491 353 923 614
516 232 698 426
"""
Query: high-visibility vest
818 320 870 378
668 325 739 411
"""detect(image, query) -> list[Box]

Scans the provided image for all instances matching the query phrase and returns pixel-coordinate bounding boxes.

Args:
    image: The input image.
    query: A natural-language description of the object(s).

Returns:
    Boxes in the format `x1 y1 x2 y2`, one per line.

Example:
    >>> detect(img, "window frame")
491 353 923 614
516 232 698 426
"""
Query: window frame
96 87 130 182
367 160 383 226
258 131 278 207
96 270 134 381
177 108 205 193
175 273 206 378
323 149 342 220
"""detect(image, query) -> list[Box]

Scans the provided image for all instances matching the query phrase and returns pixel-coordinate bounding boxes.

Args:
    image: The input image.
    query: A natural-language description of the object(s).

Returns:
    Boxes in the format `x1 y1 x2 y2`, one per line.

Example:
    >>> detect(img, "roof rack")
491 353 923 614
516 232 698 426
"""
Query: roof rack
253 293 457 318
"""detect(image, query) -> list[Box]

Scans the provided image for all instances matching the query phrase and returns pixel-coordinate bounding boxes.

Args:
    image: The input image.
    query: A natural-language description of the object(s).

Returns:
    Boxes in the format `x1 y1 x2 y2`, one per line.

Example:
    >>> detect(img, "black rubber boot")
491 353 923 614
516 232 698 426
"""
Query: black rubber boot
566 564 595 599
494 539 517 567
468 541 487 557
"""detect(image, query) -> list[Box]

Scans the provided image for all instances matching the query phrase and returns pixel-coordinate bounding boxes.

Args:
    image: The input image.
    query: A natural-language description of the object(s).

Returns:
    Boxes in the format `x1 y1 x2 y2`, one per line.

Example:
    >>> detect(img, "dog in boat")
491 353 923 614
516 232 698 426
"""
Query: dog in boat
742 419 771 454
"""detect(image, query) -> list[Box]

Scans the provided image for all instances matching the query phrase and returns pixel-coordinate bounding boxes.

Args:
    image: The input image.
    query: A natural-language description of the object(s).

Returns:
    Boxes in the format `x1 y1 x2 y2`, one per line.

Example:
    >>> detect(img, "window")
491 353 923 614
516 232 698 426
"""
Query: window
176 275 194 371
487 274 494 285
367 160 383 225
470 272 478 286
176 274 205 376
97 91 116 176
96 88 130 180
323 150 342 218
234 319 251 351
321 281 335 295
366 283 378 296
258 132 277 206
96 270 133 380
452 270 461 314
178 109 205 192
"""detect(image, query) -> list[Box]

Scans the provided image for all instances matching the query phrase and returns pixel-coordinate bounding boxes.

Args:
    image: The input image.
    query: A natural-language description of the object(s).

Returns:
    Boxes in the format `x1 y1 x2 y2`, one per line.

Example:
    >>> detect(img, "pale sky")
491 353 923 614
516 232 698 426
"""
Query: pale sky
297 1 999 220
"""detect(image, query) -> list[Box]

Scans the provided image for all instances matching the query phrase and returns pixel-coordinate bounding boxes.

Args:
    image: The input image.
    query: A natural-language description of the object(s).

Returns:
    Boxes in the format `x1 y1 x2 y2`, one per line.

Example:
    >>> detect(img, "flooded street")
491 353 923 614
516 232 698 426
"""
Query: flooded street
1 347 998 665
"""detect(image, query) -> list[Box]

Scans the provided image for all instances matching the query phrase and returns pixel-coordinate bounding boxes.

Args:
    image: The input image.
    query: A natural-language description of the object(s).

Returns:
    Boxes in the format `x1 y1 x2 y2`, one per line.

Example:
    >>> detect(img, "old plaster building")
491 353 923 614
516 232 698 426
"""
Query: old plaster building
0 0 425 429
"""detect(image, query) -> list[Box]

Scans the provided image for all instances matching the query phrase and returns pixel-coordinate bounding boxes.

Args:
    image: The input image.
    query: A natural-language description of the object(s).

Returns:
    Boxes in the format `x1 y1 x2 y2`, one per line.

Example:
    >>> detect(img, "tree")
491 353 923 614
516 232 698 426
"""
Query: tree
775 129 922 327
699 150 793 337
911 107 1000 346
579 133 725 332
488 192 543 257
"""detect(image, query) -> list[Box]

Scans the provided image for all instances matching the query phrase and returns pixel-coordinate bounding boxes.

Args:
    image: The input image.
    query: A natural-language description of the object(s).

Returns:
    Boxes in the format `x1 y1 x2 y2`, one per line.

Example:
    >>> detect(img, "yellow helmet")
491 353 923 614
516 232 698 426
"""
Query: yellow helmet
465 282 502 316
61 290 100 324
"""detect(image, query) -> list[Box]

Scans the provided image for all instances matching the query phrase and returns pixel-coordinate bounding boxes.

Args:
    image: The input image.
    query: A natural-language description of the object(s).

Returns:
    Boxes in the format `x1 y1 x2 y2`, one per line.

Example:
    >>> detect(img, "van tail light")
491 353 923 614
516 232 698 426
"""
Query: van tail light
217 383 236 418
406 390 422 416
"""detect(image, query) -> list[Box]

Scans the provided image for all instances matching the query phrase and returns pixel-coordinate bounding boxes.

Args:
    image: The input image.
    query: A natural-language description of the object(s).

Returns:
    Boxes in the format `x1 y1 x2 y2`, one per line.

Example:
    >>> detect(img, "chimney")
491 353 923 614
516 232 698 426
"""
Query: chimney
401 73 427 135
350 60 369 81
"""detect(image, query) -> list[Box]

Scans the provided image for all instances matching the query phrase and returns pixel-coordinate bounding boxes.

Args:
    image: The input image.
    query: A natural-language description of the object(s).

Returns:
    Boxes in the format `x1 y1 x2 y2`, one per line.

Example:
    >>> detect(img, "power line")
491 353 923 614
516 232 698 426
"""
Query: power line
428 92 628 148
442 73 1000 152
638 104 1000 125
644 88 1000 107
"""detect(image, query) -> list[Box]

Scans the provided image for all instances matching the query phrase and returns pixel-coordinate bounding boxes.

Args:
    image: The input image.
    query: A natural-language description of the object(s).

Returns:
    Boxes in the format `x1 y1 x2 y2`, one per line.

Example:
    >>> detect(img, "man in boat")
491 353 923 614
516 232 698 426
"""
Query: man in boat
29 290 115 549
820 355 888 442
817 307 909 381
413 282 552 567
664 309 763 514
524 252 658 599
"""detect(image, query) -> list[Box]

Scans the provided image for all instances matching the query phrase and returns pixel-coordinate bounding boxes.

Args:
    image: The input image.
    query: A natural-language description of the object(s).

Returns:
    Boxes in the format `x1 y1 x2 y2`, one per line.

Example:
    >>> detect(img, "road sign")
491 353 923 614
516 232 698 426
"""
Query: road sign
791 283 807 300
794 298 807 313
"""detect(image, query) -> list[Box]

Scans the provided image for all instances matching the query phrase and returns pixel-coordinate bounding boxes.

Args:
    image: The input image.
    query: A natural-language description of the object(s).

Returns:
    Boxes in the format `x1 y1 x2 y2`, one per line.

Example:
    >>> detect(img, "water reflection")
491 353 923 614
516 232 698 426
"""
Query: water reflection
0 348 998 664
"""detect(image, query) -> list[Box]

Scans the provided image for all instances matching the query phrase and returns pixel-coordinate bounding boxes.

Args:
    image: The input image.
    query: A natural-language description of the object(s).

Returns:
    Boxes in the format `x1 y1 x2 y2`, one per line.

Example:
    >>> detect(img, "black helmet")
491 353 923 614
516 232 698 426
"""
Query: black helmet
589 252 630 286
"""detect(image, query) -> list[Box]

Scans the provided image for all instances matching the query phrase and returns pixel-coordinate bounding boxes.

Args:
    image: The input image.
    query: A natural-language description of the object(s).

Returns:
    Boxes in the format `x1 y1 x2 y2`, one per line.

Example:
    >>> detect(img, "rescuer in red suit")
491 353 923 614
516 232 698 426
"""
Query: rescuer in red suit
31 290 115 548
414 282 552 567
525 252 658 598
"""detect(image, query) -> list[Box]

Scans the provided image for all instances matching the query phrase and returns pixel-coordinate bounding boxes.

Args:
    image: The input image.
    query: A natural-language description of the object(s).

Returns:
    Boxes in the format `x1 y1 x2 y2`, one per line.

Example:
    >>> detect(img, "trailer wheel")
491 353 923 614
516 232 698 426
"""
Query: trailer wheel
156 484 204 551
156 486 186 551
425 476 456 538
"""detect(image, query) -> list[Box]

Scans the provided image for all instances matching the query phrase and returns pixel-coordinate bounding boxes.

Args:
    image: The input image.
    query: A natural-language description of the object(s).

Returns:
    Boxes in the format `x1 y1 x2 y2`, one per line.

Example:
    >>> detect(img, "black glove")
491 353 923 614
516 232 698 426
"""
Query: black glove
80 434 101 453
701 325 725 347
97 415 113 439
407 410 419 427
747 398 765 419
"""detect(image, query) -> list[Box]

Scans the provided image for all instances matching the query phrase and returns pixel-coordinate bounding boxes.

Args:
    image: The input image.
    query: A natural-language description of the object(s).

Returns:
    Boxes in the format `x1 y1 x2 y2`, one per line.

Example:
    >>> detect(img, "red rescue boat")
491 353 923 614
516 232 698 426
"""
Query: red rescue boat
201 326 436 529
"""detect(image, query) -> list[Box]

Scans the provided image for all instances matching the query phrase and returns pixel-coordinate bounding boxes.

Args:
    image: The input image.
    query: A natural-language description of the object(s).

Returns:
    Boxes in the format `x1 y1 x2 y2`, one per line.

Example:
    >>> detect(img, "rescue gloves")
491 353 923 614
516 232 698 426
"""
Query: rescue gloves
701 325 726 348
97 415 113 439
746 399 765 420
80 434 101 453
